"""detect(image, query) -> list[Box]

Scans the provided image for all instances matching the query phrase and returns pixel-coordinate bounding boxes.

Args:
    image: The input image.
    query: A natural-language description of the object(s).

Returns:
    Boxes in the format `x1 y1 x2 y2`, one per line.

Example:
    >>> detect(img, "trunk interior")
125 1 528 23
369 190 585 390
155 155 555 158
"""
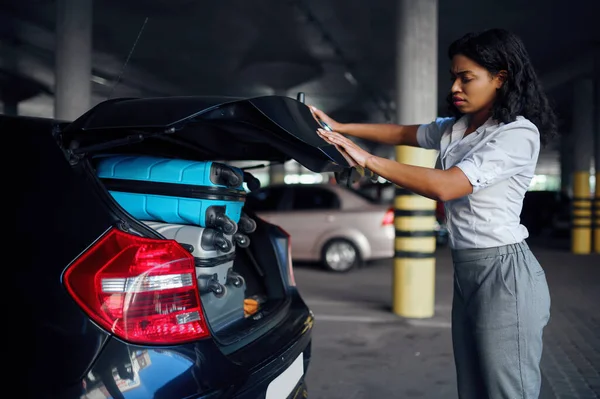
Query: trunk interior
86 155 291 350
212 214 289 344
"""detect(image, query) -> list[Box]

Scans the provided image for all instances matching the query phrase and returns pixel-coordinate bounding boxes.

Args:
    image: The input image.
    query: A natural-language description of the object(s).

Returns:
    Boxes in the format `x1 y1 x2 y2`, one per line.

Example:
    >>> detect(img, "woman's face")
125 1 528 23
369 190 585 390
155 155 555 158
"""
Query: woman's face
449 54 506 116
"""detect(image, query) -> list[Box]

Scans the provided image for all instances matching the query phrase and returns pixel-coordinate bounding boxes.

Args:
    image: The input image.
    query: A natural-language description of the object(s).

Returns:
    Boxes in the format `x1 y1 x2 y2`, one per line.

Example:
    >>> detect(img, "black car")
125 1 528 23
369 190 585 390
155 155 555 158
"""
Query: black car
521 190 571 237
15 95 354 399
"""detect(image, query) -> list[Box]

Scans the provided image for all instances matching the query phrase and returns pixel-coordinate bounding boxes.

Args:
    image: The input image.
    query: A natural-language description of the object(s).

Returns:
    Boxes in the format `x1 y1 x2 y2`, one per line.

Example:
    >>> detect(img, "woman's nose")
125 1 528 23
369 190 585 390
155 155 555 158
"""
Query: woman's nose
451 80 461 93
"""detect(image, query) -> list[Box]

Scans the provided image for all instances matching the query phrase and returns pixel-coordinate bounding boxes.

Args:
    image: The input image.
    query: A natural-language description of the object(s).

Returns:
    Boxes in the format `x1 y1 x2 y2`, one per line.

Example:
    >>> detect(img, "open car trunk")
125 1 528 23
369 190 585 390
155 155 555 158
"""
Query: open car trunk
58 95 355 351
61 95 353 172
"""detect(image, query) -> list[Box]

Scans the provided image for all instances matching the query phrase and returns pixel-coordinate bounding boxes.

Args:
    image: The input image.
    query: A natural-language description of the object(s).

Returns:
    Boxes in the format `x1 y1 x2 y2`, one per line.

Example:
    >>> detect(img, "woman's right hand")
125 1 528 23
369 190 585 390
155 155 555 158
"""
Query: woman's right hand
308 105 342 132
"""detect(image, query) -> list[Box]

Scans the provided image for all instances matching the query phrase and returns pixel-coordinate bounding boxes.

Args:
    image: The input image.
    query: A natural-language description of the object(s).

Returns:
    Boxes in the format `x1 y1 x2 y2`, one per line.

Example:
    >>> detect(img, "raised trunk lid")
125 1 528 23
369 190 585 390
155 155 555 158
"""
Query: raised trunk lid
60 95 353 174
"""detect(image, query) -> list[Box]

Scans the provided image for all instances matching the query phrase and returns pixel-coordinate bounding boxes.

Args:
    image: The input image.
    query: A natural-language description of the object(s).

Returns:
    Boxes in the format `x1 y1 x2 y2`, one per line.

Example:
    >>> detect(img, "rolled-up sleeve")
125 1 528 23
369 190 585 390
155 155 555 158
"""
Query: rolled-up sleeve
417 117 455 150
455 123 540 193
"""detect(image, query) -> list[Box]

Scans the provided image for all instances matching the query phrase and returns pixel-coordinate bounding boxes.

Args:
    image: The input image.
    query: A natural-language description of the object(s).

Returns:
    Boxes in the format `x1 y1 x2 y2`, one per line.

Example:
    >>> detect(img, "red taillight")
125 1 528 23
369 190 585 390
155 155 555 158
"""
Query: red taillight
63 228 210 345
382 208 394 226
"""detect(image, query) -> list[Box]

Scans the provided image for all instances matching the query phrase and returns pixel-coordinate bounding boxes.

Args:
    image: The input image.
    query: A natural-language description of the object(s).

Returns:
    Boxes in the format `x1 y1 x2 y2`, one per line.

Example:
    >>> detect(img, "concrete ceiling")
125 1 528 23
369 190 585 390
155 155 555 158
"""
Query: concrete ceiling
1 0 598 174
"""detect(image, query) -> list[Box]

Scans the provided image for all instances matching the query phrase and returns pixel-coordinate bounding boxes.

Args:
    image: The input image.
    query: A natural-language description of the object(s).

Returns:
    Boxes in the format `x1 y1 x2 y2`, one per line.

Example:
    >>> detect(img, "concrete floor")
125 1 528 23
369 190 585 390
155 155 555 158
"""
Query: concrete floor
294 238 599 399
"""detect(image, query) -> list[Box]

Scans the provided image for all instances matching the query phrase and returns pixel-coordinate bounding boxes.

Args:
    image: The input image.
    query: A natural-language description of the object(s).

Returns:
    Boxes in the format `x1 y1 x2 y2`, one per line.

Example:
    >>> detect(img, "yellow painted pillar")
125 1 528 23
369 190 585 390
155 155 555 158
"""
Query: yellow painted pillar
393 147 438 318
571 78 595 254
571 171 592 254
393 0 439 317
594 171 600 253
593 60 600 253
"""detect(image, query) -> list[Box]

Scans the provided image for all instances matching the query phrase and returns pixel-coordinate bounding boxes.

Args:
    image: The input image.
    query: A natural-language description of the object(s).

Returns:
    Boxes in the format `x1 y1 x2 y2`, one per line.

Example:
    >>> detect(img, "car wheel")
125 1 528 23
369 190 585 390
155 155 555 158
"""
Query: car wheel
321 239 361 273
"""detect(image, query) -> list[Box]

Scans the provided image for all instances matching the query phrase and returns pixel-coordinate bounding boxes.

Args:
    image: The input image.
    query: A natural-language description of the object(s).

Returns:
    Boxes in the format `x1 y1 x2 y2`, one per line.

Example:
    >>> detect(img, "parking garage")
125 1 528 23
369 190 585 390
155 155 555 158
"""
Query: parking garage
5 0 599 398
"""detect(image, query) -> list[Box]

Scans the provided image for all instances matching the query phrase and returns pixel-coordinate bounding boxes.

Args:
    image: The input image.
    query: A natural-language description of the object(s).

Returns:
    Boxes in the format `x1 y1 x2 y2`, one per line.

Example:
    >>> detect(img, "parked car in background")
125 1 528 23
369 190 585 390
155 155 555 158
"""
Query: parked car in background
246 184 395 272
357 181 449 247
16 95 356 399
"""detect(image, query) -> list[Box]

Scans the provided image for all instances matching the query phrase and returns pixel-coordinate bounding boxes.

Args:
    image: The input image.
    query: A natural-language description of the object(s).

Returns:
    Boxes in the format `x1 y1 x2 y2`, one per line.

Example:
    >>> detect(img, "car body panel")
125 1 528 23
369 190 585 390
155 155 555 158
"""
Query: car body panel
14 115 121 390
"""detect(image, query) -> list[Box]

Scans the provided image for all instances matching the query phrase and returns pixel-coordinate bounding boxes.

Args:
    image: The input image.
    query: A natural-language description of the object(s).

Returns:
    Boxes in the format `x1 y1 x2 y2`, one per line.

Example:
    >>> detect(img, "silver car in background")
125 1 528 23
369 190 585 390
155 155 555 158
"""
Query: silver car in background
246 184 395 272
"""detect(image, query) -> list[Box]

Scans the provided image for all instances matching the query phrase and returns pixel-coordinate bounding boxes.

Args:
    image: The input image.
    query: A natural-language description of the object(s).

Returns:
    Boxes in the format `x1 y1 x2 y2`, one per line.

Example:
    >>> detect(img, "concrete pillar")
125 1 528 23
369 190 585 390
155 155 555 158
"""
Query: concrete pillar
392 0 438 319
559 132 574 197
571 79 594 254
55 0 93 121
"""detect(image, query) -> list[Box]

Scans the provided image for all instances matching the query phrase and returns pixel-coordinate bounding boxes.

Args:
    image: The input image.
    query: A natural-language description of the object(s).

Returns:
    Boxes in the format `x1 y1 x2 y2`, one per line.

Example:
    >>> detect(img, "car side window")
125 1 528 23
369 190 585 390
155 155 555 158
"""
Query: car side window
246 187 287 212
290 187 340 211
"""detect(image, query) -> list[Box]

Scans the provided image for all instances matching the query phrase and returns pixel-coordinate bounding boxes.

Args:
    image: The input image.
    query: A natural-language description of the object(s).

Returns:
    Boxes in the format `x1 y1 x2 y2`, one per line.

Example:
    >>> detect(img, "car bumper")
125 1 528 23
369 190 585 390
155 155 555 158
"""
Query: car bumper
185 347 311 399
70 293 313 399
232 338 312 399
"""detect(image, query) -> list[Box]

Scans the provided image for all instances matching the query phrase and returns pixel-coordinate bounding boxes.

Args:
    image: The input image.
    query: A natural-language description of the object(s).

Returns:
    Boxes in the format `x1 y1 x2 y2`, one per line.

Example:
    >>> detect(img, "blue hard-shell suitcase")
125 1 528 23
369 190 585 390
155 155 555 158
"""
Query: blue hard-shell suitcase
96 155 246 233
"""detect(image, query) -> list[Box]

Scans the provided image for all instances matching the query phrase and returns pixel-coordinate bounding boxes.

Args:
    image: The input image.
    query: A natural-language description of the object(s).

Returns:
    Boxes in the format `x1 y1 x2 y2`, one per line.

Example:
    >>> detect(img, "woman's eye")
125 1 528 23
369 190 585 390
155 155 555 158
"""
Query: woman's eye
450 76 472 83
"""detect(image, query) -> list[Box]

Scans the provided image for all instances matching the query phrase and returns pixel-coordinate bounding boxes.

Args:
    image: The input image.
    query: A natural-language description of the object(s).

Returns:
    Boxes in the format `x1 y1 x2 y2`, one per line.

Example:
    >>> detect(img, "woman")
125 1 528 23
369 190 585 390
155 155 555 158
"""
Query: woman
311 29 555 399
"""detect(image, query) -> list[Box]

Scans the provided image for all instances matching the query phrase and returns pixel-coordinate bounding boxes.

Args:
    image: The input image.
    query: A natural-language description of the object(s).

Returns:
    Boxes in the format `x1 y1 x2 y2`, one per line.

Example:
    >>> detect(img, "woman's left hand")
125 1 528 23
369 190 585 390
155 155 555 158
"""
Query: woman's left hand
317 129 373 168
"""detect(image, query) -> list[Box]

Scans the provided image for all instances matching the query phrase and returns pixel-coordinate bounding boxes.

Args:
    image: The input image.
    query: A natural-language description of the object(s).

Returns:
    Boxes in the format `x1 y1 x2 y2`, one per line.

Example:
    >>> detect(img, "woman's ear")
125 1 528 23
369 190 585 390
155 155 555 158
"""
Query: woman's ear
495 70 508 89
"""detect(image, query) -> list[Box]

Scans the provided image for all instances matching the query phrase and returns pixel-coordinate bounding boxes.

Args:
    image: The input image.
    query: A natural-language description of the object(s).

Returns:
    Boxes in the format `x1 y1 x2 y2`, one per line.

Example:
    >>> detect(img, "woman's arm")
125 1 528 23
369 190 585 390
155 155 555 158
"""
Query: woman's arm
309 106 421 146
365 156 473 202
337 123 421 147
316 128 472 202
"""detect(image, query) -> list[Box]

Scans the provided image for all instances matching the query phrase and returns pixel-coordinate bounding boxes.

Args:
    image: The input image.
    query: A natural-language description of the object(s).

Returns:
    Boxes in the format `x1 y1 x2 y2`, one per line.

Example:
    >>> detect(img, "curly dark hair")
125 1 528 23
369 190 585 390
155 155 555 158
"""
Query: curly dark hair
447 29 557 146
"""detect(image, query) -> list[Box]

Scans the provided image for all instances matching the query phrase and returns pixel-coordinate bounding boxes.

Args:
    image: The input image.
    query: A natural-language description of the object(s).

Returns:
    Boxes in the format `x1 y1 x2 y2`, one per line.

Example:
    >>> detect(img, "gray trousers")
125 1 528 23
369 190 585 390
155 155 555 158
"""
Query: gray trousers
451 241 551 399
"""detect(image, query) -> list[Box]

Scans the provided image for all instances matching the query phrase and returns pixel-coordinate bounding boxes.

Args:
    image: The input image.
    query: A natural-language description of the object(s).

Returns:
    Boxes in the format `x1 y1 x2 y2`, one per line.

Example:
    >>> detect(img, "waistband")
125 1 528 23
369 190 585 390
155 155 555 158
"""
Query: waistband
451 241 530 263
